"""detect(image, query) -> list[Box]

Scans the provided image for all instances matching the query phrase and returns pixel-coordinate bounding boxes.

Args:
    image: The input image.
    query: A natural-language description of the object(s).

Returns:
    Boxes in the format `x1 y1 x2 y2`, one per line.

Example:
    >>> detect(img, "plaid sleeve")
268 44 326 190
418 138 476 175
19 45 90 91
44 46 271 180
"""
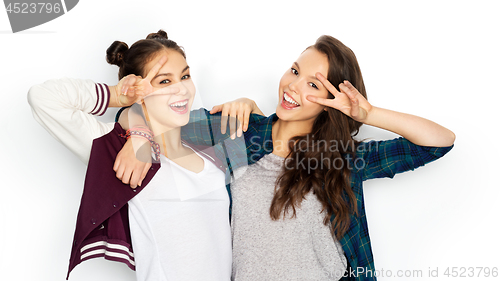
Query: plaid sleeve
180 108 219 146
181 110 270 147
247 112 269 125
357 137 453 181
244 113 274 164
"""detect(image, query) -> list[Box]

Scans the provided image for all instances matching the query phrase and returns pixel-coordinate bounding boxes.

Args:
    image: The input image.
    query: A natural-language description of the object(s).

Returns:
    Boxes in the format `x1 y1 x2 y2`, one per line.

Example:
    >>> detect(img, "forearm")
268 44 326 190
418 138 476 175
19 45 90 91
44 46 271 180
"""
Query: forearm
117 105 148 131
364 106 455 147
117 107 131 130
28 78 114 163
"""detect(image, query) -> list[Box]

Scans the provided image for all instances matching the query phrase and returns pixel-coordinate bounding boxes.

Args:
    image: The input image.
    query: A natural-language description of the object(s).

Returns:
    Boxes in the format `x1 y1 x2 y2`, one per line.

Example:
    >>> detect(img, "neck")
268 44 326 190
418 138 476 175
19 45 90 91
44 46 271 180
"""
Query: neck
150 123 184 157
272 118 314 157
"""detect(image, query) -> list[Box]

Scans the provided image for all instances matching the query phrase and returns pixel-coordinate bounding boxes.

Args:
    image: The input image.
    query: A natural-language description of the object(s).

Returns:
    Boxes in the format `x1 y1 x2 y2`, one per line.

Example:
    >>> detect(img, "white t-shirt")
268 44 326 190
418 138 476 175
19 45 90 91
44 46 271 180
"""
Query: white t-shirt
128 143 232 281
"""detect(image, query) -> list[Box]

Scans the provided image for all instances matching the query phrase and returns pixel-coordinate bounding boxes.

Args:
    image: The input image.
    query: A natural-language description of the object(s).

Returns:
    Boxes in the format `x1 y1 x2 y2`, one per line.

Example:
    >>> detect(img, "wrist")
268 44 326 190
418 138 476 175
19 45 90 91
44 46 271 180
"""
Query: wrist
249 99 264 115
121 128 159 161
251 100 257 112
363 106 379 127
108 85 120 107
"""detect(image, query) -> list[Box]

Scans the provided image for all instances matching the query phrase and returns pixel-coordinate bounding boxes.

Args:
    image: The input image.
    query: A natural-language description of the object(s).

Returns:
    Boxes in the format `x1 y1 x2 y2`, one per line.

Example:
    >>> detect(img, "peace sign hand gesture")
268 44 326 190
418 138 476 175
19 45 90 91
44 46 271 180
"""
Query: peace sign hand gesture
307 73 372 123
110 56 177 107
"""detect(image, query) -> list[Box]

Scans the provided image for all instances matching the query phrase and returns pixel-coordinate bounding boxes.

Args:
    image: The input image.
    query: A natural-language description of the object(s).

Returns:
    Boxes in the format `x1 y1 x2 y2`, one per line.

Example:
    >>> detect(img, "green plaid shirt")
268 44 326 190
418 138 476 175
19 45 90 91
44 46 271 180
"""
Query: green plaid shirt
140 108 453 281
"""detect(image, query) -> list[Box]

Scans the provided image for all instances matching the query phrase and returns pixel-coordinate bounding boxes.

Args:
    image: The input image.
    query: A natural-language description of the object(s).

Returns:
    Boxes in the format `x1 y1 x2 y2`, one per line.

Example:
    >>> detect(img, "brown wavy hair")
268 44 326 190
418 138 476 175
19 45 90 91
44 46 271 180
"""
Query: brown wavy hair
270 35 367 240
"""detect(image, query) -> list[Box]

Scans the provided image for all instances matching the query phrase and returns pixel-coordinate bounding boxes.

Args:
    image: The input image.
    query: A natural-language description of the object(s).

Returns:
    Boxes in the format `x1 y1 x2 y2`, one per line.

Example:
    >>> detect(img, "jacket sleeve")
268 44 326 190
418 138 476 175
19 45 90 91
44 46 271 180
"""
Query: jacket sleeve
180 108 269 146
180 108 220 146
28 78 114 164
356 137 453 181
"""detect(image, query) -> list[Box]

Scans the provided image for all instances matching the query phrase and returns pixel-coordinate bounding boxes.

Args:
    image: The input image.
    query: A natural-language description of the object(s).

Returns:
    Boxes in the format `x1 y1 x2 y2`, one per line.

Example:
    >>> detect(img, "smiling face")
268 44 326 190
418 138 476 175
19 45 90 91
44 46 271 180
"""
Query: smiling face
276 48 330 126
141 49 195 133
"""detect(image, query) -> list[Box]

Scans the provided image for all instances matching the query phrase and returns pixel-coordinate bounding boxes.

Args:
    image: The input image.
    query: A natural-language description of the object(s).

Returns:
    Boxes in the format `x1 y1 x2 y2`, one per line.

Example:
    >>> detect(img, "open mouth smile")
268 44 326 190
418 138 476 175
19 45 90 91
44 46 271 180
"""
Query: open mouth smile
169 99 189 114
281 92 300 109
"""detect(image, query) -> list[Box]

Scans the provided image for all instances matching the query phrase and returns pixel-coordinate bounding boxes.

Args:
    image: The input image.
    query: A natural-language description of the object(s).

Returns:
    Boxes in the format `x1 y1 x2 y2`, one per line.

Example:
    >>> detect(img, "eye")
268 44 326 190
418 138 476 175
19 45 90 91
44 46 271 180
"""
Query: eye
291 68 298 75
309 82 318 89
159 79 171 85
181 74 191 80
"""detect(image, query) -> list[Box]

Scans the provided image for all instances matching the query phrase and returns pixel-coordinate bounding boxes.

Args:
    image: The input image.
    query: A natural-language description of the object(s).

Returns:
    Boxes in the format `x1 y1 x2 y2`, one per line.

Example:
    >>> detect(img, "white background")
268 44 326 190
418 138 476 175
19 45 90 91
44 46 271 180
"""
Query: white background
1 0 499 280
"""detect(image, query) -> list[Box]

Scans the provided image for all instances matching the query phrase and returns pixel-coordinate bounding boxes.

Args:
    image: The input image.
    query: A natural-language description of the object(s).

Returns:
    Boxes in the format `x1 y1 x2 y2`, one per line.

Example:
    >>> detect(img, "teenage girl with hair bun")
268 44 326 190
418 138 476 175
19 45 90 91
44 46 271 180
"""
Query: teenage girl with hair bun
28 30 261 281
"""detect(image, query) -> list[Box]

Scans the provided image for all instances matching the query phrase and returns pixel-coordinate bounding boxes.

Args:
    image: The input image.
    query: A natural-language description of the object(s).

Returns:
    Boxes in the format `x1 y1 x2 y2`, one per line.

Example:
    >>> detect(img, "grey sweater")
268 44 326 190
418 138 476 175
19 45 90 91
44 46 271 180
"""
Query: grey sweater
231 153 347 281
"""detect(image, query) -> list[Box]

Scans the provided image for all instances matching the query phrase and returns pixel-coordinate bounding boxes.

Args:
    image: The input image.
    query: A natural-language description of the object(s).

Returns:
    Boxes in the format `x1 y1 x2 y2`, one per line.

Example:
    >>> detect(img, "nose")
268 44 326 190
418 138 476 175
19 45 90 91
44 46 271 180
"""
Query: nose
176 82 188 96
288 77 300 93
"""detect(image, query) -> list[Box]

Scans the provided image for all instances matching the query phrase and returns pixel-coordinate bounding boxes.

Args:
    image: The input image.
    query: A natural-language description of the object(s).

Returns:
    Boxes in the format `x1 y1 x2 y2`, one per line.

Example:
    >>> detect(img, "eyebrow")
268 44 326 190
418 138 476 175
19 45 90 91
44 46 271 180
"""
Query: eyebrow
153 65 190 80
294 62 321 83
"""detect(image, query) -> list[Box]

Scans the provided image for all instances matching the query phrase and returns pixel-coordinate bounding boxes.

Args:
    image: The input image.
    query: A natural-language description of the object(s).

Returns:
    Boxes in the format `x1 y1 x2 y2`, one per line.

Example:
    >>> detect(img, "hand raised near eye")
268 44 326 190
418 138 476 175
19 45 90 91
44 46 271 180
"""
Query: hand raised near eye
307 73 372 123
111 56 175 107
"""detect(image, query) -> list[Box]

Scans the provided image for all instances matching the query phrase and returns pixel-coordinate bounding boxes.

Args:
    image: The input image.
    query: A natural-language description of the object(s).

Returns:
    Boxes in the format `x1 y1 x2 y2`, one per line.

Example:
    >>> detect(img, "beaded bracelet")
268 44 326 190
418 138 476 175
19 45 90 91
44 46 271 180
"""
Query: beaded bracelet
129 126 153 135
120 129 161 161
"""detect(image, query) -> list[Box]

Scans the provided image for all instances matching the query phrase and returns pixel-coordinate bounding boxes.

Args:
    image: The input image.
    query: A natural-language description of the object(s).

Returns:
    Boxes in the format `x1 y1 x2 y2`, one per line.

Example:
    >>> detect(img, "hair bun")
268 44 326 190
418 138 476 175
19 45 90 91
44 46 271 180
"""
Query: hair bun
146 30 168 40
106 40 129 66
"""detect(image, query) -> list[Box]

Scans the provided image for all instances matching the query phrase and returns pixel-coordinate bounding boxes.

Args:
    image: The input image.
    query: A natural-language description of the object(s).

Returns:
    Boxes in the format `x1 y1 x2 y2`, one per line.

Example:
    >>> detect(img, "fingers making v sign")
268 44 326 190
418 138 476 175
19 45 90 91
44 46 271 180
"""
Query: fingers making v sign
114 56 181 106
306 72 372 123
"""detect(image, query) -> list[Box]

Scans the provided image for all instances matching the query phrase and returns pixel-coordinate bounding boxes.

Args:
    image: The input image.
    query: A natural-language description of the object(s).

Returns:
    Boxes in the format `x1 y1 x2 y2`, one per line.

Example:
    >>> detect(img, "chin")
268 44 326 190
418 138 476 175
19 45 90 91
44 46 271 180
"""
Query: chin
179 119 190 127
275 106 292 121
179 114 191 126
275 105 283 118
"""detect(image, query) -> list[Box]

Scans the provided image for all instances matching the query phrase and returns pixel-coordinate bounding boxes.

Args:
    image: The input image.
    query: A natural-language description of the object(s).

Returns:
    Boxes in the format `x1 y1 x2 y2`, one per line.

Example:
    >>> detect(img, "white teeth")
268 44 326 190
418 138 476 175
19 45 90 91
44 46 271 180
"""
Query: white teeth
170 100 188 107
284 93 299 106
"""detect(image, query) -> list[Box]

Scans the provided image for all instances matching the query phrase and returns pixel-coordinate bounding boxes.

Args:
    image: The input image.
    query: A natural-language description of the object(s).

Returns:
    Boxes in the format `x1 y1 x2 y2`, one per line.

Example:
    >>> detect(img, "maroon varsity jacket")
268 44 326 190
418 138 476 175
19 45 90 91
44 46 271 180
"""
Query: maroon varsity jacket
67 122 226 279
